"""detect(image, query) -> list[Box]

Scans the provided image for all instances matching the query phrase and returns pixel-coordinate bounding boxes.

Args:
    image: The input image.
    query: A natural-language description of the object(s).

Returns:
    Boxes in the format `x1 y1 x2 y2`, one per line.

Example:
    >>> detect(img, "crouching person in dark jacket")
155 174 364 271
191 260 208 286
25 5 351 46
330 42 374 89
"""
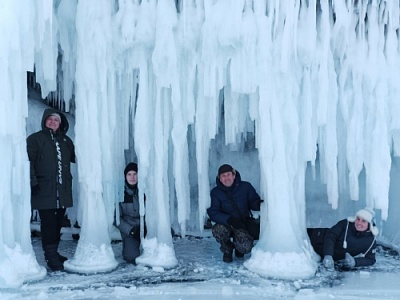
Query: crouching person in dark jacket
27 109 75 271
115 163 146 264
307 207 378 270
207 164 262 263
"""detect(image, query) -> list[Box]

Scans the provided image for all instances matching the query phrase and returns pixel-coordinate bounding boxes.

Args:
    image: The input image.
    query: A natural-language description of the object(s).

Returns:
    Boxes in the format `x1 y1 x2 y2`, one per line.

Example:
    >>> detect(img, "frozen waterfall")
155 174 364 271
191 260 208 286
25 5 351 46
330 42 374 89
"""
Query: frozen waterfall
1 0 400 287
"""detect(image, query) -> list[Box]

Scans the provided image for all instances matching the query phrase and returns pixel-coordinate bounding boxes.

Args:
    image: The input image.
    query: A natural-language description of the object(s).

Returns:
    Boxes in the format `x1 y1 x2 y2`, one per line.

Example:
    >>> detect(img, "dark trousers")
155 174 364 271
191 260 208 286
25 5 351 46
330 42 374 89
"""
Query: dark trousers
38 208 66 247
122 236 141 264
307 228 328 258
212 224 254 255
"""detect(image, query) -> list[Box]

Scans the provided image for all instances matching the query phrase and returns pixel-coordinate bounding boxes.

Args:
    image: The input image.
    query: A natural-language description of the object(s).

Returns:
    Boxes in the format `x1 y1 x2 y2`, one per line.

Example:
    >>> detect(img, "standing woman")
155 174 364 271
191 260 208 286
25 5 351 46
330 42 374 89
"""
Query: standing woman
115 162 144 264
308 207 379 269
27 108 75 271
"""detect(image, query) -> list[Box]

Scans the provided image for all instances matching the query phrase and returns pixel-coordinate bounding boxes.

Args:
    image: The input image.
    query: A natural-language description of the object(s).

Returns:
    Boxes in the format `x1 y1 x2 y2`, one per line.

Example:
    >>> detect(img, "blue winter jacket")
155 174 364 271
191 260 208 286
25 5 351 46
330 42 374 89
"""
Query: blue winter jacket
207 171 261 226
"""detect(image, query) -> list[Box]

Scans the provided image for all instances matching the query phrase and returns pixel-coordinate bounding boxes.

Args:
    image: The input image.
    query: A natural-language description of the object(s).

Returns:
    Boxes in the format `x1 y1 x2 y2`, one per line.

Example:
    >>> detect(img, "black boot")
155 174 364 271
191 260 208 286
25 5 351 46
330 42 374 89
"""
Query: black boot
43 244 64 271
223 249 233 263
235 249 244 260
58 253 68 263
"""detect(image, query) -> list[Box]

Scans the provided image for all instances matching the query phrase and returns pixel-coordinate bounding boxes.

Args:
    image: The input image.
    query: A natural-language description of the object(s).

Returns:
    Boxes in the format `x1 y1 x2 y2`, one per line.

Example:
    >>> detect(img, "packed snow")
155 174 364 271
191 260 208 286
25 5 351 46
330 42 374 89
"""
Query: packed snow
1 231 400 299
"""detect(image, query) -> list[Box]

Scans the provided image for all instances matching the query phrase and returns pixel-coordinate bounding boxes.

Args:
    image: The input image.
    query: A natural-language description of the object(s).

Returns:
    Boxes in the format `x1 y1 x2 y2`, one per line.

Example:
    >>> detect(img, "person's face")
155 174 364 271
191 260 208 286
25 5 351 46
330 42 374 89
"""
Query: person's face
355 216 369 232
126 170 138 185
219 171 235 187
45 116 60 132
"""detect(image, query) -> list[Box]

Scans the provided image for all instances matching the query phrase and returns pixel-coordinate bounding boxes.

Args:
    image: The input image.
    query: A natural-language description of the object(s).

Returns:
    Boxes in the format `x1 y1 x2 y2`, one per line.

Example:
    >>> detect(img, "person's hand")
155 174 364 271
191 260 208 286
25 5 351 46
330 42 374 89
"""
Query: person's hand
31 185 40 196
340 253 356 268
227 217 247 230
322 255 334 270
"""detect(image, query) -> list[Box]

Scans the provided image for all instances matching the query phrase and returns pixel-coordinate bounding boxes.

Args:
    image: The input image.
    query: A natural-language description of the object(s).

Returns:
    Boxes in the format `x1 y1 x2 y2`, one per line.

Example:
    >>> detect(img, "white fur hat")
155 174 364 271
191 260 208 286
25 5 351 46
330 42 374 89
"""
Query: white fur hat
348 207 379 236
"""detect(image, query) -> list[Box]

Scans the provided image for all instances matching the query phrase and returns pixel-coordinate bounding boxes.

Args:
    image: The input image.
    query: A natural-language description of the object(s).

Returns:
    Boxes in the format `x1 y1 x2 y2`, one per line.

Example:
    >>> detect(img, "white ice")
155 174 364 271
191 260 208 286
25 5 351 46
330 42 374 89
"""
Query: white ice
1 234 400 299
1 0 400 290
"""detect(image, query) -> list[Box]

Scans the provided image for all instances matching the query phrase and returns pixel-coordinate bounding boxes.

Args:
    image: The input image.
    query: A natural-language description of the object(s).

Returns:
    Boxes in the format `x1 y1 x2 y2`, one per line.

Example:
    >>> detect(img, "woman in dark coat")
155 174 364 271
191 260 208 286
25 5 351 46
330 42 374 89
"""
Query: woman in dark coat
308 207 378 269
27 108 75 271
115 162 144 264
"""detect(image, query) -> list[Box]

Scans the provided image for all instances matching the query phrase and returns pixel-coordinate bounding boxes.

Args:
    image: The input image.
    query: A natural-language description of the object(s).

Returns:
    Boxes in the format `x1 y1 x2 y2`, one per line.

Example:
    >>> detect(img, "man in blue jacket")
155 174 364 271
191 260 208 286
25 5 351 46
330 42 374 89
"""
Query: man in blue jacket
207 164 262 263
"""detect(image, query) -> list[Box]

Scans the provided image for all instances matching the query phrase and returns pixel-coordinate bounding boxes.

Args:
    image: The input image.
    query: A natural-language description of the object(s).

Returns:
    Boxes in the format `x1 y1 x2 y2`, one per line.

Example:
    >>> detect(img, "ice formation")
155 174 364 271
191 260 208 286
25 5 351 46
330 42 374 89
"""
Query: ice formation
1 0 400 287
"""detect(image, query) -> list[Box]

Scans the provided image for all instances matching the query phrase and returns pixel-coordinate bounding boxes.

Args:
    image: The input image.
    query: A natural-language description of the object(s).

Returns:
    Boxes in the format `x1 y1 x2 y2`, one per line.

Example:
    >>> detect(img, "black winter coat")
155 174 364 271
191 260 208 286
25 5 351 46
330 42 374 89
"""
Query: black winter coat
308 219 377 267
27 108 75 210
207 171 261 226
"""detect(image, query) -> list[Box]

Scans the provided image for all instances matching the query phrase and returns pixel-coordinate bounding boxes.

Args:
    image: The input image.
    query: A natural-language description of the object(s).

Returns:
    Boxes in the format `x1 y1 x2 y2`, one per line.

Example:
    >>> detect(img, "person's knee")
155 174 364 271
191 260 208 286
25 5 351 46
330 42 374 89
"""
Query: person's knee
123 253 139 264
235 241 253 254
233 229 254 254
123 246 140 263
212 223 231 239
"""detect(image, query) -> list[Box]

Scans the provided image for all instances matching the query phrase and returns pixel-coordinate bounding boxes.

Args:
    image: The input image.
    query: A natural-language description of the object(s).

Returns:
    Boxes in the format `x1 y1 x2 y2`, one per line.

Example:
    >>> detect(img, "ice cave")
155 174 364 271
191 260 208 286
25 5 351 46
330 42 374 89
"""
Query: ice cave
1 0 400 288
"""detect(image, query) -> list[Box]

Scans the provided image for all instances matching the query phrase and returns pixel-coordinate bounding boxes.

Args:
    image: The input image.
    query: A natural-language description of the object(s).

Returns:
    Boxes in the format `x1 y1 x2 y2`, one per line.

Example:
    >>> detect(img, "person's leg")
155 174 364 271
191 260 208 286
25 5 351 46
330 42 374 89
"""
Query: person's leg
307 228 327 258
39 209 65 271
55 208 68 262
233 228 254 256
212 224 234 262
122 236 141 264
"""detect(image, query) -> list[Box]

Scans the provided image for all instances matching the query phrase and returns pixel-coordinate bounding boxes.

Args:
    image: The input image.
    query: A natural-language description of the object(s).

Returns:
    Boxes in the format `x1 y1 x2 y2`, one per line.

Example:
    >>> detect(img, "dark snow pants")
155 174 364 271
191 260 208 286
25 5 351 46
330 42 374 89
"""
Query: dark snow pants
39 208 66 247
122 236 141 264
212 224 254 255
307 228 328 258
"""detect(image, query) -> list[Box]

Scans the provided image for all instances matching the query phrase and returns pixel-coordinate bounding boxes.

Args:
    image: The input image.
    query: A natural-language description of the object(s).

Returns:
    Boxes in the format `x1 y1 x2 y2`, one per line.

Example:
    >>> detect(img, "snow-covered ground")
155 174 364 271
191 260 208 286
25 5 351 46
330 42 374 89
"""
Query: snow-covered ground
1 230 399 300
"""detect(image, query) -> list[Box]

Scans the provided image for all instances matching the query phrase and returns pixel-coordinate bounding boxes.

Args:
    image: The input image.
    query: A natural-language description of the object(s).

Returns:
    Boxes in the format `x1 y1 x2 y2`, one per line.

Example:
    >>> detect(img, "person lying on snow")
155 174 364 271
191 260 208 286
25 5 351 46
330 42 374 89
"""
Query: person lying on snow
307 207 378 270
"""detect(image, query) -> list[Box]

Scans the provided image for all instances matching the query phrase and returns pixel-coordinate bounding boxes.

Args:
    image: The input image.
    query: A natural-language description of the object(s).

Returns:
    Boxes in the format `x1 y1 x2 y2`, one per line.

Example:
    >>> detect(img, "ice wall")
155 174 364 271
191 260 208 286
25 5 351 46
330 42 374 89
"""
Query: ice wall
2 0 400 285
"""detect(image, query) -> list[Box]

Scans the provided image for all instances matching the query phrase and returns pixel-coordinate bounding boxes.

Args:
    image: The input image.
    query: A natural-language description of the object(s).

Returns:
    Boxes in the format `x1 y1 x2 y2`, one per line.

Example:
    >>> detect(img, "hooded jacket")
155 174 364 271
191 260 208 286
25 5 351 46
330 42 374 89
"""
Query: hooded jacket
207 171 261 226
27 108 75 210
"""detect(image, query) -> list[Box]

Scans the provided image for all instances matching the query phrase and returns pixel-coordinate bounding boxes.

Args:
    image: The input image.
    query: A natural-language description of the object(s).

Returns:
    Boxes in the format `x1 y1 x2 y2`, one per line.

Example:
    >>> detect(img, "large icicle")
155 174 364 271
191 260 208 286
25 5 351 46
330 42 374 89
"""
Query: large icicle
0 0 46 288
134 0 178 269
64 0 118 273
244 0 317 279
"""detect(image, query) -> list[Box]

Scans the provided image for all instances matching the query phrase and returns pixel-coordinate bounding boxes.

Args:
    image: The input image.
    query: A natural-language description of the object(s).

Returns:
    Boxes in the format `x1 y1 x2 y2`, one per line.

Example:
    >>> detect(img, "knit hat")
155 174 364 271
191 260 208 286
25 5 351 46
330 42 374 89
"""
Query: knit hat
124 162 138 176
49 113 61 123
218 164 235 176
348 207 379 236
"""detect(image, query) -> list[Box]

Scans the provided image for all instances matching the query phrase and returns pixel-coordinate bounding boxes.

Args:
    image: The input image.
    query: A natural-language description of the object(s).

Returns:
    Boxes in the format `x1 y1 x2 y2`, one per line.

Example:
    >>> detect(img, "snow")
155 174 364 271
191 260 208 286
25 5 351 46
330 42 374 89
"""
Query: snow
1 234 400 299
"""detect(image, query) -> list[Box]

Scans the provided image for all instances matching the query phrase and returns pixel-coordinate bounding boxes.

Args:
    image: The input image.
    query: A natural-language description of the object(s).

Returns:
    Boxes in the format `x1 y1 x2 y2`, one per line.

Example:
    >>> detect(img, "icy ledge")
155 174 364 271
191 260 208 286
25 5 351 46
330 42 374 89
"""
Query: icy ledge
244 248 317 280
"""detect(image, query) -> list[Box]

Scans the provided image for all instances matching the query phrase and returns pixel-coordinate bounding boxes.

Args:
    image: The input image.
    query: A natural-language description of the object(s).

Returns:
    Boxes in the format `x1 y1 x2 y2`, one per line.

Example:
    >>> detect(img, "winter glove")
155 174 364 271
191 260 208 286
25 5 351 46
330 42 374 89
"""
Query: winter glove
322 255 334 270
227 217 247 230
31 185 40 196
340 253 356 268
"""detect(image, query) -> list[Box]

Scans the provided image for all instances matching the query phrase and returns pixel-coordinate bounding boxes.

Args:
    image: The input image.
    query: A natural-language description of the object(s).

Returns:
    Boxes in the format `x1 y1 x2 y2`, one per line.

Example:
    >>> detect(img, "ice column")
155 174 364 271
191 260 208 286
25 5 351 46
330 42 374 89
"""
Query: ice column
244 1 318 279
0 0 46 288
64 0 118 273
132 0 178 269
170 0 203 235
361 0 391 218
